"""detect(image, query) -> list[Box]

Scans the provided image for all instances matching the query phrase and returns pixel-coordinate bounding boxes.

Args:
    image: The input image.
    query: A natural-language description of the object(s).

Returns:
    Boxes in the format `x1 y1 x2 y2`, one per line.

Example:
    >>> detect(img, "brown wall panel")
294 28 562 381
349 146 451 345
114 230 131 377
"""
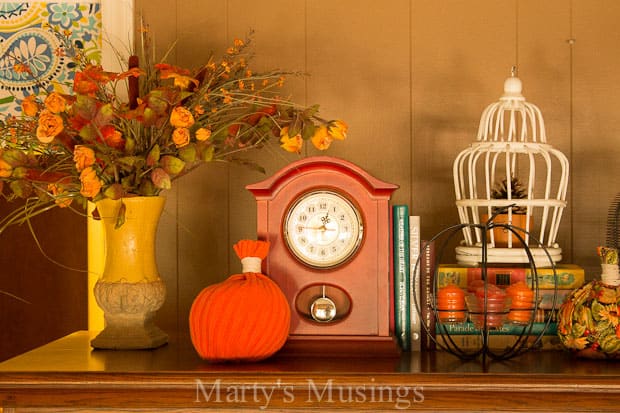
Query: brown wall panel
411 0 517 254
572 0 620 273
226 0 309 275
517 0 572 261
0 207 86 361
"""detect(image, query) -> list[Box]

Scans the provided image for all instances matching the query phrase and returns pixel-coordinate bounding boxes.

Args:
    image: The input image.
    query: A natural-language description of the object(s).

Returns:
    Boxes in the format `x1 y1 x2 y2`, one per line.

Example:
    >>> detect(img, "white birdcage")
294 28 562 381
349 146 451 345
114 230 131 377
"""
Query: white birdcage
453 71 569 266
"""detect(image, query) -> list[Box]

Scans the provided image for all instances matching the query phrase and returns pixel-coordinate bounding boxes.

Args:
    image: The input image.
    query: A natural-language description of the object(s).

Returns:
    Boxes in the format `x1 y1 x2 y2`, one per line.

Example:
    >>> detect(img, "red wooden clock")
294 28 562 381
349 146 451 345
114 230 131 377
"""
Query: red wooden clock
247 156 398 344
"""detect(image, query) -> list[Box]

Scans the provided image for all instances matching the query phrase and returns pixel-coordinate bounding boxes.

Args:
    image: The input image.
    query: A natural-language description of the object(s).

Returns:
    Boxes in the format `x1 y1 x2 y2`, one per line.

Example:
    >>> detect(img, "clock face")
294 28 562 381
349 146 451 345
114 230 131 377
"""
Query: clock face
283 190 364 268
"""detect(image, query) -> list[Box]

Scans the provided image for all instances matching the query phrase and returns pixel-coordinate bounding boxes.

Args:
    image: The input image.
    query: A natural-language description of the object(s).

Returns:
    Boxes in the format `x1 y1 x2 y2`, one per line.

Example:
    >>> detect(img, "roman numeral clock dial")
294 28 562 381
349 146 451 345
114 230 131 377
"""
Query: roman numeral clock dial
284 191 363 268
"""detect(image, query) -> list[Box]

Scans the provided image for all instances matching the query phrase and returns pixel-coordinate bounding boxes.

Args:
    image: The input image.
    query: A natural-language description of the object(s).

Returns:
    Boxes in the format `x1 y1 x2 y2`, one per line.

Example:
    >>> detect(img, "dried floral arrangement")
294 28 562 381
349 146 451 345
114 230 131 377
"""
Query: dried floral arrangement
0 24 347 229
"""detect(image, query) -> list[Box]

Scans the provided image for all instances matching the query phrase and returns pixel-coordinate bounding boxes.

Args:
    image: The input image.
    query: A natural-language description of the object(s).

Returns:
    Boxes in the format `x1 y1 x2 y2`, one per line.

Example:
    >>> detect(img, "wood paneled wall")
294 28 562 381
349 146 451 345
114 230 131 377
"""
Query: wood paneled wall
0 206 86 361
127 0 620 335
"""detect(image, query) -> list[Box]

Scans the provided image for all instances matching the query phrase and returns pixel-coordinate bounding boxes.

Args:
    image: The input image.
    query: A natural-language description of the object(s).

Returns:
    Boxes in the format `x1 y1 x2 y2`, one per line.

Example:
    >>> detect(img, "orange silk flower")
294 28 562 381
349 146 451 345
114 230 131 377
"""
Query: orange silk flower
79 166 102 198
73 145 96 172
170 106 195 128
279 127 303 153
310 126 333 151
44 92 67 114
195 127 212 141
36 110 64 143
172 127 191 147
21 96 39 117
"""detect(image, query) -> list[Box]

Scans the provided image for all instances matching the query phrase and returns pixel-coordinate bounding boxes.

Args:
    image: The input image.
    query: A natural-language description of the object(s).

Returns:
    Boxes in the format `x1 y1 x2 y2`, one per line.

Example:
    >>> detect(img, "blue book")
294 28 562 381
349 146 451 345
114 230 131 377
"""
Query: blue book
392 205 411 351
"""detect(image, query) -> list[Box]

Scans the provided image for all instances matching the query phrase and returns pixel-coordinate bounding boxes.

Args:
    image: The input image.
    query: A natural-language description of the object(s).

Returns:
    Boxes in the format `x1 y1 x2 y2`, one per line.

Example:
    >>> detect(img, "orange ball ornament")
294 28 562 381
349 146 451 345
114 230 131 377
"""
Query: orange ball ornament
189 240 290 361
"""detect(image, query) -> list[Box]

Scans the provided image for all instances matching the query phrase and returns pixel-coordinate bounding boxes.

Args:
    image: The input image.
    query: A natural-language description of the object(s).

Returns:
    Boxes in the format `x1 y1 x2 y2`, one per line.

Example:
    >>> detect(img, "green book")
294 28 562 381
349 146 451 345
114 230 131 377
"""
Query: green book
392 205 410 351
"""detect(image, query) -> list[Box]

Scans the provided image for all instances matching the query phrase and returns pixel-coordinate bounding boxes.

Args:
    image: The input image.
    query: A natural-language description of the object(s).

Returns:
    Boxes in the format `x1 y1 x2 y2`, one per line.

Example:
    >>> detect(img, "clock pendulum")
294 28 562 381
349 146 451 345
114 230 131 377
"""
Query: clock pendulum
310 285 337 323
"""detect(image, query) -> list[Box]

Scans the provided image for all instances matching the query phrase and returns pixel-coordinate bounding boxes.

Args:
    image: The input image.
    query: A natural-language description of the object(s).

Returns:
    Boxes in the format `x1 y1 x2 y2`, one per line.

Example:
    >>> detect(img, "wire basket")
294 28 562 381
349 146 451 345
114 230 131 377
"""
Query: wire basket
413 216 559 361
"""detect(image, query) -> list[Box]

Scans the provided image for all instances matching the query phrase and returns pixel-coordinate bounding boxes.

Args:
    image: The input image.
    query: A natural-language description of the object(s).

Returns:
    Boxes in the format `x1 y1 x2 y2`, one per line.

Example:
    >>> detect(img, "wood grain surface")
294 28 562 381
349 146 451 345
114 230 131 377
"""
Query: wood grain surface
0 331 619 411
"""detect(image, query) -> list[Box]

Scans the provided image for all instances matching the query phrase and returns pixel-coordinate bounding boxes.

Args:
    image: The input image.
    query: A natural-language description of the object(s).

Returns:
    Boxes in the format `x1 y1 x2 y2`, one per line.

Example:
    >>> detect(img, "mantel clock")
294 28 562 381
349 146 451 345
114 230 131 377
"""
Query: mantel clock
247 156 398 342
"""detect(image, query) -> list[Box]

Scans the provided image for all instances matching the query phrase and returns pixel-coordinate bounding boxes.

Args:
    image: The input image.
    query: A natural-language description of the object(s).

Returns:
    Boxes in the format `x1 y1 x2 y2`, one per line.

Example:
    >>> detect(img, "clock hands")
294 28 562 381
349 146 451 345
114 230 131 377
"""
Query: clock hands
321 212 330 225
299 224 336 231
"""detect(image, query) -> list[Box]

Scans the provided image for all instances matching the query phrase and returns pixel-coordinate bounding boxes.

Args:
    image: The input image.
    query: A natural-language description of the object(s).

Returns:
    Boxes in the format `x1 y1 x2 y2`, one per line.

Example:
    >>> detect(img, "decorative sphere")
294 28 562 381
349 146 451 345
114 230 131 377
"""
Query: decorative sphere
503 76 523 96
558 280 620 358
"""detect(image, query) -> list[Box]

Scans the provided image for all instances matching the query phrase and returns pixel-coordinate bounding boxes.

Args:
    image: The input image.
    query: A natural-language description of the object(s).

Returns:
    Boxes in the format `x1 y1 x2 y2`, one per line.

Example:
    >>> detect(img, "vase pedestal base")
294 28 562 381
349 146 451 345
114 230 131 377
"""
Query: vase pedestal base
91 279 168 350
90 316 168 350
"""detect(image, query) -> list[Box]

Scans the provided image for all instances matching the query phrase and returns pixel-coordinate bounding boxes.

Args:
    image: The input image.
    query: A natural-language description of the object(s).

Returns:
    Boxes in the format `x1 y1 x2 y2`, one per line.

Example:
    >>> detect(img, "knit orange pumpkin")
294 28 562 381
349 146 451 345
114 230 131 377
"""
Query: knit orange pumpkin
189 240 291 362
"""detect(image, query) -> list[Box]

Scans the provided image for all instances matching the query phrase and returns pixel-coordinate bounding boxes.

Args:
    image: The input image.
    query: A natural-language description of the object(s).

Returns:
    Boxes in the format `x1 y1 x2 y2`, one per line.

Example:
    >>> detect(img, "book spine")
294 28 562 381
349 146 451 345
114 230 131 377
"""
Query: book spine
388 208 395 335
537 289 570 310
392 205 410 351
437 265 585 289
420 240 436 351
409 215 421 351
436 321 557 336
525 267 585 290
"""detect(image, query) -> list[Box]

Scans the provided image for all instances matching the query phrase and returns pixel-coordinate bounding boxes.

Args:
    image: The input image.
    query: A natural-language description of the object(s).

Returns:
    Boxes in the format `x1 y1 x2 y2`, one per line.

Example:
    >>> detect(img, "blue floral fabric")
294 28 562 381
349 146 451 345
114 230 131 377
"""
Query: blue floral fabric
0 2 101 114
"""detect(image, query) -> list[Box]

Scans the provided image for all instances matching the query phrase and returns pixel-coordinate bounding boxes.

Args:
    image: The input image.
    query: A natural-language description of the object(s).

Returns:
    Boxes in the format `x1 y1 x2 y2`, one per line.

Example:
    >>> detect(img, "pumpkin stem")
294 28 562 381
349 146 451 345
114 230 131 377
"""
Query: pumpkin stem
233 239 270 273
233 239 270 260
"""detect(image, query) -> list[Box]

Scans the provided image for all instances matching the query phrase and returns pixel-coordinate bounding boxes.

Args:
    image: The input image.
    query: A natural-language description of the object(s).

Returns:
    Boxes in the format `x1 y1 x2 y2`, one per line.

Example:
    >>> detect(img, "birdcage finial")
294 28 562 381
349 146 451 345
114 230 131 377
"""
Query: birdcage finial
502 70 523 99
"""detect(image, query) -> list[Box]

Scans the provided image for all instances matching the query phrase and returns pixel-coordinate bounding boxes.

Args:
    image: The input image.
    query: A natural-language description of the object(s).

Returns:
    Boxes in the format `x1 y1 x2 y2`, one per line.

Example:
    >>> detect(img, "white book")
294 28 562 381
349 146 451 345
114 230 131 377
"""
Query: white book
409 215 421 351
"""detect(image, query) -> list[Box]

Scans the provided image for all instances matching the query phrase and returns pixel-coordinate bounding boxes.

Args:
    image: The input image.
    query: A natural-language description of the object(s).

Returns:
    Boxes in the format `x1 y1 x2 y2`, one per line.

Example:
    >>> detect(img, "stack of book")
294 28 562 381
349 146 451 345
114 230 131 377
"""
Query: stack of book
435 263 585 351
391 205 432 352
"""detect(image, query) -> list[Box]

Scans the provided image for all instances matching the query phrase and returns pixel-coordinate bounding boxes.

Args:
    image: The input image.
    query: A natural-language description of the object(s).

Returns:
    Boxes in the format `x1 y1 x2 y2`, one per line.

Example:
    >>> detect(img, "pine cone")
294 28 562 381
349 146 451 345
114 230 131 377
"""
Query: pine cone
491 176 527 214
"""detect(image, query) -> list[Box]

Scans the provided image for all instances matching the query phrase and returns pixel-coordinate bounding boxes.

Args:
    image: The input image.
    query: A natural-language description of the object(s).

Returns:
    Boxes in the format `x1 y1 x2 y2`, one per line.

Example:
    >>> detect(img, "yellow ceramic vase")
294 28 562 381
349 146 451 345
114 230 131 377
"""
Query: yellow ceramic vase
90 196 168 350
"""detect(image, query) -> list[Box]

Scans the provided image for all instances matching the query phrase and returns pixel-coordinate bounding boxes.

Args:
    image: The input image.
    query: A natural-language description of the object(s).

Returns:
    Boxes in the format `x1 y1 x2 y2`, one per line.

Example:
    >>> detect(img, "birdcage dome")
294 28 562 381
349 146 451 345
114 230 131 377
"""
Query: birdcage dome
453 73 569 266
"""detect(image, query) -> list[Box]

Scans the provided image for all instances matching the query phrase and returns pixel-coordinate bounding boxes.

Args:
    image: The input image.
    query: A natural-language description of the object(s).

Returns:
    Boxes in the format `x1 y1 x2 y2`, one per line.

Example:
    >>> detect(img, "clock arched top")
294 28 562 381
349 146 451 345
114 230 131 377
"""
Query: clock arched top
246 156 398 200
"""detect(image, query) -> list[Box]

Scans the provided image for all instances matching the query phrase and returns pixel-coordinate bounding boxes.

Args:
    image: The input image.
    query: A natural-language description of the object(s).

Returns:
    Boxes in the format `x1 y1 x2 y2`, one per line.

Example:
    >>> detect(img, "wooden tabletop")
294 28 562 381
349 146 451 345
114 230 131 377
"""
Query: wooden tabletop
0 331 619 411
